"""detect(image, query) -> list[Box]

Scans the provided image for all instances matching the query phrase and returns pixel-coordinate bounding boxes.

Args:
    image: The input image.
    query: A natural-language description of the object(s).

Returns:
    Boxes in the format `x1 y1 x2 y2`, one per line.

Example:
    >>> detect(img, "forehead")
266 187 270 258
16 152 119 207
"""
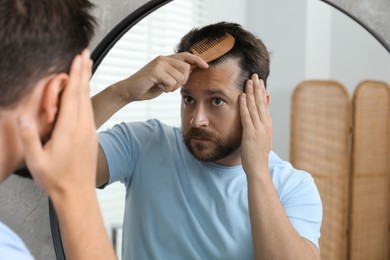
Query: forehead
182 59 242 95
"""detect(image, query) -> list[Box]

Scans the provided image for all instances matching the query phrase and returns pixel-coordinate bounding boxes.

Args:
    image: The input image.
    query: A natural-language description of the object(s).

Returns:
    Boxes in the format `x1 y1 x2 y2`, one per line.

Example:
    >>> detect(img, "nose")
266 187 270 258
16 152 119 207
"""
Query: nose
190 104 209 128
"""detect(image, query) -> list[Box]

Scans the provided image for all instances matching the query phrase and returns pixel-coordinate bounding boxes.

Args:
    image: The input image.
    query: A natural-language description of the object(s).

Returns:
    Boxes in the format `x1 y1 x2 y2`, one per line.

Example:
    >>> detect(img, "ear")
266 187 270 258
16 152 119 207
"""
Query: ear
40 73 68 123
266 92 270 105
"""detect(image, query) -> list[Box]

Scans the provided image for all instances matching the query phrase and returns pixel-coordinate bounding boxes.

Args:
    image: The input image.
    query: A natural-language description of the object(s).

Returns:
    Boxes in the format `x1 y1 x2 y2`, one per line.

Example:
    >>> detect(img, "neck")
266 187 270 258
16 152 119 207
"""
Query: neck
0 110 23 182
214 147 242 166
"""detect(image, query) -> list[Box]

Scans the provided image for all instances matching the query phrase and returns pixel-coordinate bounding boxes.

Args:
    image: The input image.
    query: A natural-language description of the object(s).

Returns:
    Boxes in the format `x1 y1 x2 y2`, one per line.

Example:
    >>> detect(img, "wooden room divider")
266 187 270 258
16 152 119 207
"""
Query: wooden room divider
290 80 350 260
290 80 390 260
349 81 390 259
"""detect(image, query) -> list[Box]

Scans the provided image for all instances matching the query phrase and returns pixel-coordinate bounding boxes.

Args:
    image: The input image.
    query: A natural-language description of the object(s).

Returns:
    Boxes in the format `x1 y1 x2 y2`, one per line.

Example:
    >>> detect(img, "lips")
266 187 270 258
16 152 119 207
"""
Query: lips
191 136 211 141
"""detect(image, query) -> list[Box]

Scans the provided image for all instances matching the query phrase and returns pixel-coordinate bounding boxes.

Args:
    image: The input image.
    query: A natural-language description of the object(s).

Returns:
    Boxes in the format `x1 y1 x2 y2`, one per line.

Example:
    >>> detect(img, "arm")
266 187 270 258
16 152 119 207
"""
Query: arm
92 52 209 129
18 50 116 260
92 52 208 186
239 74 320 260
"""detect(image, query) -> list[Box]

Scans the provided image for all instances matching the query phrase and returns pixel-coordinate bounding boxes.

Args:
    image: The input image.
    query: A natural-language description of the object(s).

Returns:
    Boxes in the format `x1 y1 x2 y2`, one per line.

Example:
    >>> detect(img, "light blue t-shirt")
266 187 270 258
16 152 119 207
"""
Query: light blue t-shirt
99 119 322 260
0 221 34 260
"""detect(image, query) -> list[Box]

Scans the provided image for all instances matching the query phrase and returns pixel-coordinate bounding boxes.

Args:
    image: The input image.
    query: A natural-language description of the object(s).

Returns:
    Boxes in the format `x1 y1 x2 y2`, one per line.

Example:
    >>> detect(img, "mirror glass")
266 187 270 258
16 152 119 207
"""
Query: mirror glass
88 0 390 258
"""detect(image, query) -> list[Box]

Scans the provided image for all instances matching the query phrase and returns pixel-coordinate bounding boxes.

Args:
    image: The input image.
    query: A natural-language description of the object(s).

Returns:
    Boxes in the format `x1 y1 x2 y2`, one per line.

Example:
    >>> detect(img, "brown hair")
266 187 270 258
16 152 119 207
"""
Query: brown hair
0 0 96 108
175 22 270 90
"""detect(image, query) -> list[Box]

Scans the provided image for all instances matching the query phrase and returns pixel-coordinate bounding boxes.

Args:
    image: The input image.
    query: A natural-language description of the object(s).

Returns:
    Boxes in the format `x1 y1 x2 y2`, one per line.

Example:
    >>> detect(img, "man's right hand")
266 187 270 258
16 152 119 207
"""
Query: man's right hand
113 52 209 103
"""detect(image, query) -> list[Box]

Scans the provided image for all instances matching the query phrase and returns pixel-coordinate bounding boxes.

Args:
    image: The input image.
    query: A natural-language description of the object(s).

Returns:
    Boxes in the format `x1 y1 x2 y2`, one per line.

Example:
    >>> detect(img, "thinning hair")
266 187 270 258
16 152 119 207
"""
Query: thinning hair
176 22 270 90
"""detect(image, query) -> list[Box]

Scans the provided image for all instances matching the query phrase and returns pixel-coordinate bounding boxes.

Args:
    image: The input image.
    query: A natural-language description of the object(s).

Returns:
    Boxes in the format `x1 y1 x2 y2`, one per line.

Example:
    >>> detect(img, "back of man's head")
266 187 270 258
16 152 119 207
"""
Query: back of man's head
176 22 270 90
0 0 96 109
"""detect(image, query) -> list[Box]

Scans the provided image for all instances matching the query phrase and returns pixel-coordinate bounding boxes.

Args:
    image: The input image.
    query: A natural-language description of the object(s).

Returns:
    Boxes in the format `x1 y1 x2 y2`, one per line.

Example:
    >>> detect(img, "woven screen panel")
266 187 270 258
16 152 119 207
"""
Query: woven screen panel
349 81 390 260
290 80 350 260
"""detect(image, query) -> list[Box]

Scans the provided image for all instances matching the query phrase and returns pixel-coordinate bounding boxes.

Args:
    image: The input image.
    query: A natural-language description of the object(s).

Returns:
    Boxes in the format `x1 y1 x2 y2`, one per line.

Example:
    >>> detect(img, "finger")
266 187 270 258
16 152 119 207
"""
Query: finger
253 76 271 125
257 76 268 108
245 79 261 128
79 49 94 120
64 53 83 104
154 60 189 92
80 49 93 98
239 93 252 126
173 52 209 69
17 117 46 174
252 74 265 120
160 67 185 92
53 50 93 140
251 73 268 123
55 53 83 127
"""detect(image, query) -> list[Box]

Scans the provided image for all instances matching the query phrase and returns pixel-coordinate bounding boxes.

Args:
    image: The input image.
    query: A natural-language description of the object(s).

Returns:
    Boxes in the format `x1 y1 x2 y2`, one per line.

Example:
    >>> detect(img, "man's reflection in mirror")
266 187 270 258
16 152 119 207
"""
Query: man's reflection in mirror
92 22 322 259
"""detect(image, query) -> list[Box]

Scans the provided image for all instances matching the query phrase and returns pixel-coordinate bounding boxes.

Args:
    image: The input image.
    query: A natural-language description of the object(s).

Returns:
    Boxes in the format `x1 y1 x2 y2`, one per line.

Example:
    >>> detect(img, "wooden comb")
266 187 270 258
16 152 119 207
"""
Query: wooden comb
190 32 235 68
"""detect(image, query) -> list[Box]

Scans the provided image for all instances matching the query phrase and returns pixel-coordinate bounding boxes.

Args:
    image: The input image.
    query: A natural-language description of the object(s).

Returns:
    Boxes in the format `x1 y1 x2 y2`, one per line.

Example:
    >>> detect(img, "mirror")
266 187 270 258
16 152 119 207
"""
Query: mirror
50 0 390 259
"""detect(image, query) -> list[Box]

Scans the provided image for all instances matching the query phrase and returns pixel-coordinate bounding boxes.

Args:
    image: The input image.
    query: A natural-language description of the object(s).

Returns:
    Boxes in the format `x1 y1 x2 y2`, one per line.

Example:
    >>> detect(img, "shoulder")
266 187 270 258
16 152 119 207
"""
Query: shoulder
104 119 176 135
98 119 183 157
269 151 311 180
99 119 178 141
269 151 319 200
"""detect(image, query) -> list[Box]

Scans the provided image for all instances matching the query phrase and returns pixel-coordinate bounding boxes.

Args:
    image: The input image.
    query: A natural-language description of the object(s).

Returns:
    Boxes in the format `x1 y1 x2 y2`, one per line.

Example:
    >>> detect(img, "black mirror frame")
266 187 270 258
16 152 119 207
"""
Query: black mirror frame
321 0 389 53
49 0 390 259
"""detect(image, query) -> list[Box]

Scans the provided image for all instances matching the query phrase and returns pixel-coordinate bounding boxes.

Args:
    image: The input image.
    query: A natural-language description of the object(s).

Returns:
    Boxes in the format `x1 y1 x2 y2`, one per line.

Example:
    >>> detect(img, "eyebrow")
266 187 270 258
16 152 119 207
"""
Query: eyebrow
181 88 234 102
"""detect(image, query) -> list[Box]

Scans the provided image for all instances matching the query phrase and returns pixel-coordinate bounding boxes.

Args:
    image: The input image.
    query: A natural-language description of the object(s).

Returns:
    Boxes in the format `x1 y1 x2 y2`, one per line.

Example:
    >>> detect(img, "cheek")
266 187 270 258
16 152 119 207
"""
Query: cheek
180 107 191 127
215 109 241 130
180 106 189 124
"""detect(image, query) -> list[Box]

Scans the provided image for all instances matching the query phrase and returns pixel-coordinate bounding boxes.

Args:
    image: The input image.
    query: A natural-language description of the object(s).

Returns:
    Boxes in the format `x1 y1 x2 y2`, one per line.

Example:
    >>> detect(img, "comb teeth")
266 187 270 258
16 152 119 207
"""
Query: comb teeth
191 34 229 54
190 32 235 64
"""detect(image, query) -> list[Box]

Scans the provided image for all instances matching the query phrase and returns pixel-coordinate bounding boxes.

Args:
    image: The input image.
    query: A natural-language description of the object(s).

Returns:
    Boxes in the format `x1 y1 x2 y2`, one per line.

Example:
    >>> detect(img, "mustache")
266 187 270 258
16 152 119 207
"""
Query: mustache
186 128 218 141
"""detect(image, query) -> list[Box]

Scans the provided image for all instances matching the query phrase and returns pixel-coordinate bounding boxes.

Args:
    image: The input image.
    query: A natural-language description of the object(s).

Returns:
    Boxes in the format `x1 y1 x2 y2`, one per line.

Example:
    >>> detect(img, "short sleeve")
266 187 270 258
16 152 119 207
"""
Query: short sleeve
98 120 160 186
279 171 322 250
0 222 34 260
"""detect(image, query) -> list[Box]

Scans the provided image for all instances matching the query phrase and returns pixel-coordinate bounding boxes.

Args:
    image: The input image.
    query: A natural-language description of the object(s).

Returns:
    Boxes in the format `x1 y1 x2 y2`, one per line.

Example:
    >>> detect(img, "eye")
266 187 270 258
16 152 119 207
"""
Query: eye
211 98 225 106
183 95 195 104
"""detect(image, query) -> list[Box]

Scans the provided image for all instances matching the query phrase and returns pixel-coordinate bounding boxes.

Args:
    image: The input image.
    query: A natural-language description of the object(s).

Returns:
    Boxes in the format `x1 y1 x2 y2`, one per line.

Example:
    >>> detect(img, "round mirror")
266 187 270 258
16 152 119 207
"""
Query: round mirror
50 0 390 259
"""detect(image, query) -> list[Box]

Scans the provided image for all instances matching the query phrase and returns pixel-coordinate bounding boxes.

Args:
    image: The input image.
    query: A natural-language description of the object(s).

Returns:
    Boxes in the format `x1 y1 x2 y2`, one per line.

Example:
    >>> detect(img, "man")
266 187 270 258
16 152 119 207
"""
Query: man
0 1 118 259
93 22 322 259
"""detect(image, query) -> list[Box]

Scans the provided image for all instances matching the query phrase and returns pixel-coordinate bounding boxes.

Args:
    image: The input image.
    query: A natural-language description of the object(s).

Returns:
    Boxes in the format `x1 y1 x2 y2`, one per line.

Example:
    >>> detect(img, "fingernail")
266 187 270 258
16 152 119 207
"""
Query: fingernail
74 55 81 67
247 80 253 89
82 49 91 59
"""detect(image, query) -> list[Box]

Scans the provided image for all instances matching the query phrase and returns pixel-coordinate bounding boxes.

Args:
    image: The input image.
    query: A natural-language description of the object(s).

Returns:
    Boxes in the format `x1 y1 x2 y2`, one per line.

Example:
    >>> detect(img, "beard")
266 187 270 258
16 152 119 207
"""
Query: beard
182 127 242 162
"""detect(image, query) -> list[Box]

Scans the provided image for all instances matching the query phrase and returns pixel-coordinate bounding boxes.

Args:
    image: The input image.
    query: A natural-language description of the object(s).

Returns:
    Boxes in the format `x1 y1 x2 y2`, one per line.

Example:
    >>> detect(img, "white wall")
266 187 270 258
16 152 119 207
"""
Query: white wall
201 0 247 26
305 0 332 79
247 0 308 160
